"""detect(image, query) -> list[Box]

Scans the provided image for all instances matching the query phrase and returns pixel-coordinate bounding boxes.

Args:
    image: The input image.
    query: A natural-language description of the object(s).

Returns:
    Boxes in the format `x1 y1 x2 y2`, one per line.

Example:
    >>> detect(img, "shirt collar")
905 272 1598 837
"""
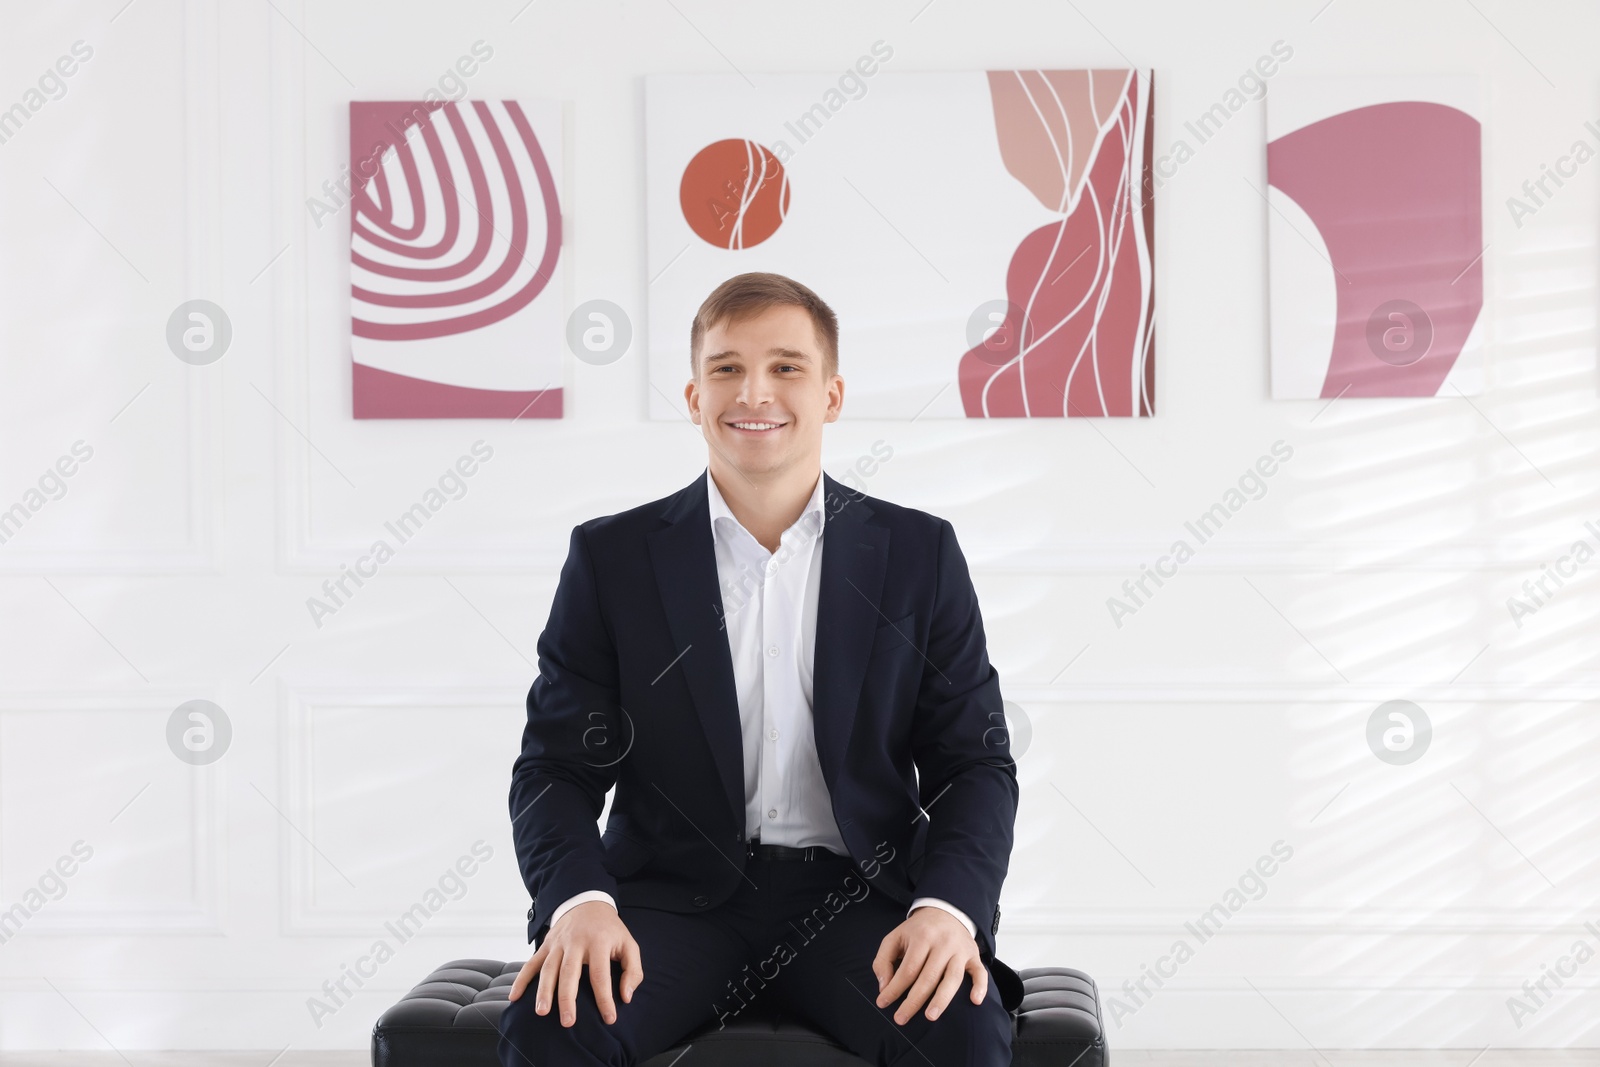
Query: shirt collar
706 467 825 542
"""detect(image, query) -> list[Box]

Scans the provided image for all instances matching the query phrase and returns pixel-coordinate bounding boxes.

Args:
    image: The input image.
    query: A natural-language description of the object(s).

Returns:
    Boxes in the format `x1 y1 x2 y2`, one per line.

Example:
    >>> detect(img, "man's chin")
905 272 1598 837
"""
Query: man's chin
718 448 791 477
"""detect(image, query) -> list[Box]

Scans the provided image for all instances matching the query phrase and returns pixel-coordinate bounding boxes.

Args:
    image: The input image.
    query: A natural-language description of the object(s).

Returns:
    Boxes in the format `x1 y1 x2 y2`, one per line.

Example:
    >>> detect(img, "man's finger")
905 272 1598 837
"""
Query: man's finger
874 941 910 1007
925 957 965 1021
894 947 942 1025
967 956 987 1005
534 944 562 1016
871 933 900 998
508 947 543 1001
619 937 643 1003
589 948 617 1025
558 949 584 1026
881 942 930 1016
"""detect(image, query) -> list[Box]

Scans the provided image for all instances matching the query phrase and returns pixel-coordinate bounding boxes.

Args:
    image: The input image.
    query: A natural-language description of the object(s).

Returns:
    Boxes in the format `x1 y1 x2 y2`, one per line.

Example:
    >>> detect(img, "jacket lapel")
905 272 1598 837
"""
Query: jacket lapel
646 469 890 831
812 473 889 798
647 470 746 824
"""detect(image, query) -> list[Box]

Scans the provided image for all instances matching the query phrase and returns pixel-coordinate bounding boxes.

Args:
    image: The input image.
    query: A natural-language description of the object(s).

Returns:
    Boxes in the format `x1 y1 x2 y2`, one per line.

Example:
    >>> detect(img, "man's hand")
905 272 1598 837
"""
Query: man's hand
872 906 986 1025
507 901 642 1028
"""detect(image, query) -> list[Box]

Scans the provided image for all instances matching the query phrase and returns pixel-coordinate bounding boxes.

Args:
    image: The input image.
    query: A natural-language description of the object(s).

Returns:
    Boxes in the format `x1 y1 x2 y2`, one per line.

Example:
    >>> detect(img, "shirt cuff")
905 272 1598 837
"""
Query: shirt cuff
549 890 617 930
908 896 976 940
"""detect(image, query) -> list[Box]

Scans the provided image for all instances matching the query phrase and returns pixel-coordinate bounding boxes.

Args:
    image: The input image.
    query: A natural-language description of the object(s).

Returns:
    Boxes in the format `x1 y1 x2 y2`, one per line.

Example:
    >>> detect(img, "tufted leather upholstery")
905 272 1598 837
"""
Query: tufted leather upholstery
372 958 1107 1067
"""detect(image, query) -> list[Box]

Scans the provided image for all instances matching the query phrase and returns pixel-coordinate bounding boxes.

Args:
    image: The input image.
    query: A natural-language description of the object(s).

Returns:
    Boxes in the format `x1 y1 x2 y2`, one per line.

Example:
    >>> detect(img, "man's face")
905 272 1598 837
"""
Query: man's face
685 304 843 479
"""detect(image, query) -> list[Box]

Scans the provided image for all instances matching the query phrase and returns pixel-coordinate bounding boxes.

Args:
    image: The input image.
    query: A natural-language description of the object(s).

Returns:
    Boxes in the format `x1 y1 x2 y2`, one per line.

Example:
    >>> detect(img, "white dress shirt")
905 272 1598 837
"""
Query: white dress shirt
548 468 975 940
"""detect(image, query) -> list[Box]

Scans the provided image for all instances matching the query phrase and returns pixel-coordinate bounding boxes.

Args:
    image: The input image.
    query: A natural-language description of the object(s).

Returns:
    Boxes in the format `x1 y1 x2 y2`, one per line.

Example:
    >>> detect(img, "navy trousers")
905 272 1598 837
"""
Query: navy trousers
497 848 1013 1066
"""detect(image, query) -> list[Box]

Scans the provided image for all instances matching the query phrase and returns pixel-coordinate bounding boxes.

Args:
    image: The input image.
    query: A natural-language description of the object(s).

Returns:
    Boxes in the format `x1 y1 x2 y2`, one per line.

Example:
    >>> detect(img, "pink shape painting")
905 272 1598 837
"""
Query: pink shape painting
958 70 1156 417
349 100 564 419
1267 80 1484 398
644 70 1154 419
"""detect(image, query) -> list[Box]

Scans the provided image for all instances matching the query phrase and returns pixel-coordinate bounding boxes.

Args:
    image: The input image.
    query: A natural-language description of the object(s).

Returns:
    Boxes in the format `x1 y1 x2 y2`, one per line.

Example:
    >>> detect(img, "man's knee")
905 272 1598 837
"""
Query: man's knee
888 988 1012 1067
497 980 636 1067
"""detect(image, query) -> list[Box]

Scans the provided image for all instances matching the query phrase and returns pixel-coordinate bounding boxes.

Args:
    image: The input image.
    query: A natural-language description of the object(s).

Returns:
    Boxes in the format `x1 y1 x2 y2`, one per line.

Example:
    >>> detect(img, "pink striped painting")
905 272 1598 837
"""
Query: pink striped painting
349 100 564 419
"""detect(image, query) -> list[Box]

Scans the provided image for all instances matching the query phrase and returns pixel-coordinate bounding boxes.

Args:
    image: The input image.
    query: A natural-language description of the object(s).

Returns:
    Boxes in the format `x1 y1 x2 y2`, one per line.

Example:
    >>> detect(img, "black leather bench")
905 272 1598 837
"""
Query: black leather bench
373 957 1107 1067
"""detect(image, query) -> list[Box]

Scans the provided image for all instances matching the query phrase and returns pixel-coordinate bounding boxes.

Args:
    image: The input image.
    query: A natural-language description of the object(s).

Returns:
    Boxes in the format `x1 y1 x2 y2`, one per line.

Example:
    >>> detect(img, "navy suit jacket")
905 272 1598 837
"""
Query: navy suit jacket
508 468 1024 1012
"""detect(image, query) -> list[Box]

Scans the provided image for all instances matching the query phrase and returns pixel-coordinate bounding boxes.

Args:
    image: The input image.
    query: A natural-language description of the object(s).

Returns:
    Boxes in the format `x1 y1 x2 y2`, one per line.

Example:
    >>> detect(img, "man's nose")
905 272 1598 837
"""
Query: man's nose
736 373 773 408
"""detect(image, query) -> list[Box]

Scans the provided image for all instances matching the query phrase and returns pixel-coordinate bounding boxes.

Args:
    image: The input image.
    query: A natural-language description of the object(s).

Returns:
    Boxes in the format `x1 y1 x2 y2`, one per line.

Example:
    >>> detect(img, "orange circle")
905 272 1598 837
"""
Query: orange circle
679 139 791 249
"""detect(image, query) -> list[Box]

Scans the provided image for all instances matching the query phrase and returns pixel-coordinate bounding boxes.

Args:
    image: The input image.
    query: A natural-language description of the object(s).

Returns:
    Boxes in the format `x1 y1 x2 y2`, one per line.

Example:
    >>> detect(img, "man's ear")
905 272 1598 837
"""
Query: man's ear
824 374 845 423
684 379 700 424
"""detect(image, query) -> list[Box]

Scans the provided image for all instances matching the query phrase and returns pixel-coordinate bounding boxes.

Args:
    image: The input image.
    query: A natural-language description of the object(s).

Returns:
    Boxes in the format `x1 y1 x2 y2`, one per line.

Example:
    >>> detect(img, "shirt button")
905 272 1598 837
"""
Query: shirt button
766 560 778 575
767 646 779 657
768 727 778 740
767 809 777 819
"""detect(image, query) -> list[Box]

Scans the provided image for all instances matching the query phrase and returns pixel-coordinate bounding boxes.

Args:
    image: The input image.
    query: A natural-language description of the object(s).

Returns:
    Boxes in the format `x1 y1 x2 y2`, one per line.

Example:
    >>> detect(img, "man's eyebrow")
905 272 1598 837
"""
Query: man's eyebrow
704 347 814 364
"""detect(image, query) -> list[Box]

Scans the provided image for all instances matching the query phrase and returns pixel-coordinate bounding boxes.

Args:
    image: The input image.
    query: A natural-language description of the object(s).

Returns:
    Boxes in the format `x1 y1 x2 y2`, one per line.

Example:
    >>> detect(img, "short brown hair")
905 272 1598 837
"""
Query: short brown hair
689 272 839 379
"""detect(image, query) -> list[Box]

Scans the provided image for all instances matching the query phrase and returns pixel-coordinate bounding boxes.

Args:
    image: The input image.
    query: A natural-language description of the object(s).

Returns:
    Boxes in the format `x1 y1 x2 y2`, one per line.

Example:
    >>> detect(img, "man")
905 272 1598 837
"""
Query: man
498 272 1021 1067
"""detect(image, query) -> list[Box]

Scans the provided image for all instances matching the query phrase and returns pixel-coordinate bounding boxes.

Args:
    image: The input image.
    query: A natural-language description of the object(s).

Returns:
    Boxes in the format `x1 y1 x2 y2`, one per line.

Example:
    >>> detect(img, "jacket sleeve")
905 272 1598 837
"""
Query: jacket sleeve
907 518 1019 964
509 523 625 944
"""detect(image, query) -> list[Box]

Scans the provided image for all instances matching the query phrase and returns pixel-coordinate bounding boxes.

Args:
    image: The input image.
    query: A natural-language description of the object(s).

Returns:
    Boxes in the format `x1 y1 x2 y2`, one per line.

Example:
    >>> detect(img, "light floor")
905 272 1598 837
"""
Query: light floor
2 1053 1599 1066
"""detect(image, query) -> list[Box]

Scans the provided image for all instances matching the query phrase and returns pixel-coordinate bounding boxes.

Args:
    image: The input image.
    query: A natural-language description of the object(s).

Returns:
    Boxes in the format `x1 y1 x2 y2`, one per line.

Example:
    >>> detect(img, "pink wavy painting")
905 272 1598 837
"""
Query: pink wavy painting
959 70 1155 418
1268 101 1482 397
350 100 562 419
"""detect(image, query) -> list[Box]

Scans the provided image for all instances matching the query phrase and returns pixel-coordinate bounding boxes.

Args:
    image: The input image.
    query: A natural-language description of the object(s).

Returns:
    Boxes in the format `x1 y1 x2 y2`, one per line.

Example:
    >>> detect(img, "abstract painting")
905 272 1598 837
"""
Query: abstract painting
349 100 564 419
1266 77 1484 398
646 69 1155 419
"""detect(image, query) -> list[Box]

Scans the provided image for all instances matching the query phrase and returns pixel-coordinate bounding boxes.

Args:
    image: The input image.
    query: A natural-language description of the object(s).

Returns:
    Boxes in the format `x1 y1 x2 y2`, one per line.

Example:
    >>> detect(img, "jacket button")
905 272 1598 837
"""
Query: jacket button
693 895 710 907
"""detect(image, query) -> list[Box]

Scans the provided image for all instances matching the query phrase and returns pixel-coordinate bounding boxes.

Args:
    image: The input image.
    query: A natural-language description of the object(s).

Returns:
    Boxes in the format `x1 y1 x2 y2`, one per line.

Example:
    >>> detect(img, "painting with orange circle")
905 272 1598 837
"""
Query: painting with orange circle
647 70 1155 419
679 139 791 249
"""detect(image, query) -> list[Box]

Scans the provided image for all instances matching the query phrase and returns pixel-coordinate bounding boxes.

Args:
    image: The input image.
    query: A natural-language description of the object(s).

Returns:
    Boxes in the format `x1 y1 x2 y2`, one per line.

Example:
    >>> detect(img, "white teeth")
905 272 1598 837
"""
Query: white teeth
732 422 780 431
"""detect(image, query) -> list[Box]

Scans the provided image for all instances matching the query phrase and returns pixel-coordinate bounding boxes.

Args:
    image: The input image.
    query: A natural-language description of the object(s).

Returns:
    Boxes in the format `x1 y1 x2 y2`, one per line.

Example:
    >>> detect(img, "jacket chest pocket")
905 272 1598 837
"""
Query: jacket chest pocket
868 612 916 658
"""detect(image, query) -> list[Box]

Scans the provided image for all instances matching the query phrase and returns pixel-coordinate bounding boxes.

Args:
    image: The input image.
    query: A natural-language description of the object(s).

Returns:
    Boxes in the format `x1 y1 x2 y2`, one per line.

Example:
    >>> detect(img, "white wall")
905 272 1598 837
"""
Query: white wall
1 0 1598 1051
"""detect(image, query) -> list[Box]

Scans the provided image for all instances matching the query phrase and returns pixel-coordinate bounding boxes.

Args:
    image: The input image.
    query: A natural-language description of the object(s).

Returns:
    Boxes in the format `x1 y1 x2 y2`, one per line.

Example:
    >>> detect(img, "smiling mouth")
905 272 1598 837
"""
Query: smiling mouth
726 421 786 434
